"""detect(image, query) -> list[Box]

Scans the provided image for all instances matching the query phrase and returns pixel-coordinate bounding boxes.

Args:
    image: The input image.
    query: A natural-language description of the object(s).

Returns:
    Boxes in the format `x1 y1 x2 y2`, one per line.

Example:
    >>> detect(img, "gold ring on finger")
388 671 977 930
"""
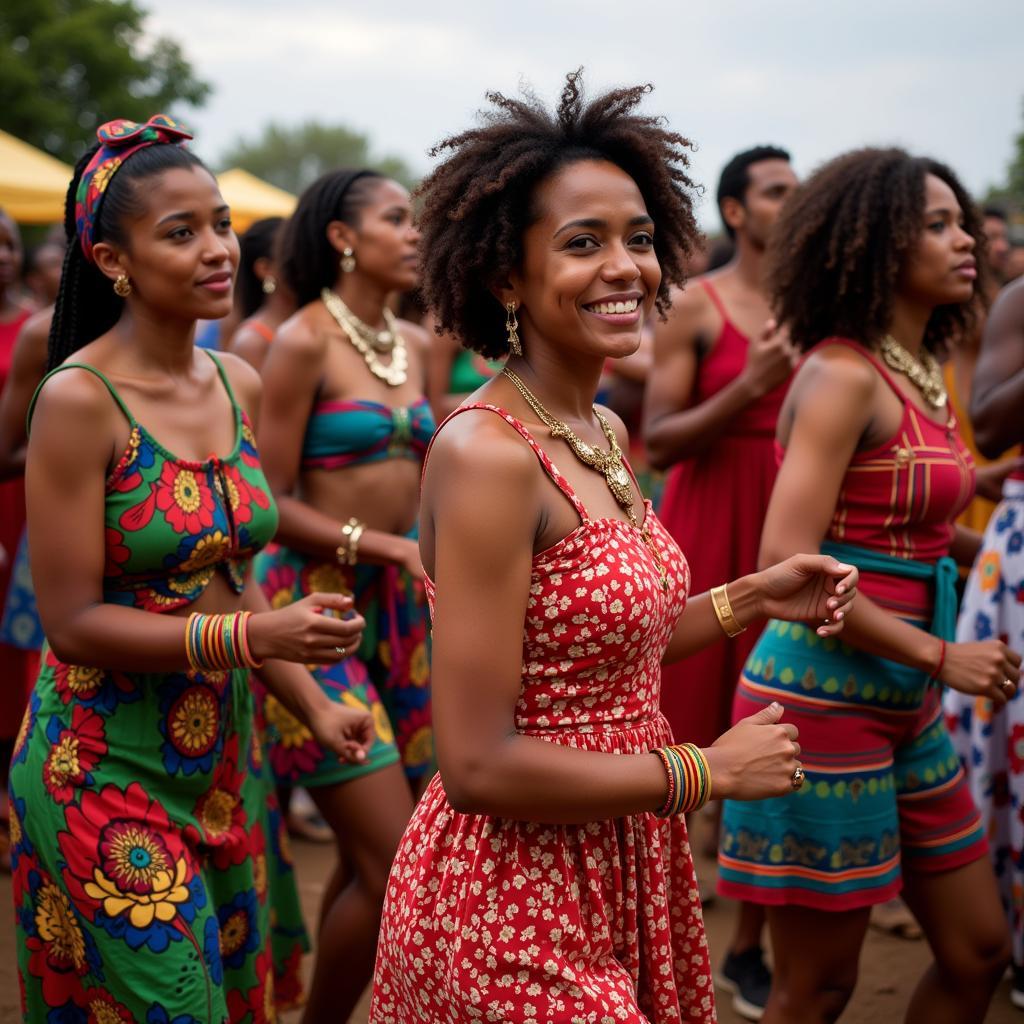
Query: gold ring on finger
1003 679 1016 696
791 766 805 790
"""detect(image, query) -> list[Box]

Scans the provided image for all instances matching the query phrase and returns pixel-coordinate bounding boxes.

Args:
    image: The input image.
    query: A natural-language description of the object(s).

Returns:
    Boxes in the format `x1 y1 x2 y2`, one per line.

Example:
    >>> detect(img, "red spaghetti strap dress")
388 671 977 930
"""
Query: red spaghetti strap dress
658 280 789 748
370 403 717 1023
0 307 37 741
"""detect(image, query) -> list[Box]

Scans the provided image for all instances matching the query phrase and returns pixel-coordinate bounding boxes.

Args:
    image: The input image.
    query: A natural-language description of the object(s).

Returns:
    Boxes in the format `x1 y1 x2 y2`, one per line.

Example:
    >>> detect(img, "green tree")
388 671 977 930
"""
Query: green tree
986 96 1024 211
220 121 418 195
0 0 210 163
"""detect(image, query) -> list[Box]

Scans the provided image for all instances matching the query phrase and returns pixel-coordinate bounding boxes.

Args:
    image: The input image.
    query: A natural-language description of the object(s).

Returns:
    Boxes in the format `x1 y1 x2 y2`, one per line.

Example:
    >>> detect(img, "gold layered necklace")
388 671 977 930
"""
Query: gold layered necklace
321 288 408 387
879 335 947 409
503 367 668 590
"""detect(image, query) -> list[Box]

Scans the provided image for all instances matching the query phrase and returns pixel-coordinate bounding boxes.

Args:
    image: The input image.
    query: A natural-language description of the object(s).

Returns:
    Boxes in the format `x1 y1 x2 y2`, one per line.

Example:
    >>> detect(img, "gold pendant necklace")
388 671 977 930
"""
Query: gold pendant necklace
321 288 408 387
322 290 398 352
880 335 947 409
503 367 668 590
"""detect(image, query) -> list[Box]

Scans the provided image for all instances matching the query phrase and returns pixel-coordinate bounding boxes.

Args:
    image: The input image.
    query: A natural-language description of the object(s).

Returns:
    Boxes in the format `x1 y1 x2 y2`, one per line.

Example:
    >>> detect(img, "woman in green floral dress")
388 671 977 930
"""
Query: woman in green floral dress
10 116 374 1023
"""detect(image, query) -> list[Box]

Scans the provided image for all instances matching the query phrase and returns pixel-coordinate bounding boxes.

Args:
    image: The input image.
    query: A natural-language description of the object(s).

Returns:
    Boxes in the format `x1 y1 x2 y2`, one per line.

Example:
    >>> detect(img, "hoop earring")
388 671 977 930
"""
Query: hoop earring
340 247 356 274
262 275 277 295
505 301 522 357
113 274 132 298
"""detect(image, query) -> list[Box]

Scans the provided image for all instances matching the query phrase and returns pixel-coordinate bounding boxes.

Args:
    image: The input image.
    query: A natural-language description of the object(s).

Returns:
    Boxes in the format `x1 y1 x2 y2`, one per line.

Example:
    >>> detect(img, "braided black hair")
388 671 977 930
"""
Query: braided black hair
48 143 206 370
415 70 700 358
766 147 988 354
237 217 284 319
279 169 384 307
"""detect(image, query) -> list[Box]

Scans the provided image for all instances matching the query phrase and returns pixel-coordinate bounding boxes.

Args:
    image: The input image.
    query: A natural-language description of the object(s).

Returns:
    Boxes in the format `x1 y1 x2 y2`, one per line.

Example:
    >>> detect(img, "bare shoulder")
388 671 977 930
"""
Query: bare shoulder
17 307 53 349
274 305 330 361
425 407 539 494
987 277 1024 332
29 364 118 441
797 342 880 399
655 280 713 346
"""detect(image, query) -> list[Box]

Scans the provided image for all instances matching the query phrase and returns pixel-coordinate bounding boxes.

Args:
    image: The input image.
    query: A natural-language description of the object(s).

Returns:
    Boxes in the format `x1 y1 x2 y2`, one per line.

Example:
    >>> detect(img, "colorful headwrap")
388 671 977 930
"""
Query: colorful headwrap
75 114 193 263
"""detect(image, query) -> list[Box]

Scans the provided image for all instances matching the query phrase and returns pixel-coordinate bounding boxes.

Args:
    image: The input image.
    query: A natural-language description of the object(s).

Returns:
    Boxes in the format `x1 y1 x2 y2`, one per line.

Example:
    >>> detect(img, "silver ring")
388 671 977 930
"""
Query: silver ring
1003 679 1016 696
335 645 346 656
791 766 806 790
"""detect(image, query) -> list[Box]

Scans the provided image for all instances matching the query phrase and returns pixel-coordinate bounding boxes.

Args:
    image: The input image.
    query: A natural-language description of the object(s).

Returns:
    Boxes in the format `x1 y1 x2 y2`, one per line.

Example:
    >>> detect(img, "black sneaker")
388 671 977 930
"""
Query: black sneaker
717 947 771 1021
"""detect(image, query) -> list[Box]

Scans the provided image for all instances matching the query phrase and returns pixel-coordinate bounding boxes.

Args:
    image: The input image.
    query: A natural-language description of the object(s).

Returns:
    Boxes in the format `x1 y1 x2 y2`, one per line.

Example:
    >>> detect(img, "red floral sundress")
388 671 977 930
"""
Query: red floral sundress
370 404 716 1023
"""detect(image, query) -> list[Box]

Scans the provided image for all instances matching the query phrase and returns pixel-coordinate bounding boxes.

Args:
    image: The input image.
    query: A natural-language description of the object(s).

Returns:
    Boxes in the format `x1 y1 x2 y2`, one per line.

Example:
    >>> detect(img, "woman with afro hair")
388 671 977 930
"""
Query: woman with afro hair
718 148 1019 1022
369 71 860 1023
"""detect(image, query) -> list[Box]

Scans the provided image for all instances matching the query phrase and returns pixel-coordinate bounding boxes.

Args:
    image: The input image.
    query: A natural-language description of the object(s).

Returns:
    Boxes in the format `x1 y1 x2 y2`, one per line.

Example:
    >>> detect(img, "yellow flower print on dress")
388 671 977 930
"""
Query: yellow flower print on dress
83 825 191 928
35 884 88 971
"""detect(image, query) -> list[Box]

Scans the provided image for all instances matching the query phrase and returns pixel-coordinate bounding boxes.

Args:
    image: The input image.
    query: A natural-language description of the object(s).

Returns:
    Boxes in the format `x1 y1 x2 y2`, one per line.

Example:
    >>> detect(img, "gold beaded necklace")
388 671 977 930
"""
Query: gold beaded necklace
503 367 668 590
879 335 947 409
321 288 408 387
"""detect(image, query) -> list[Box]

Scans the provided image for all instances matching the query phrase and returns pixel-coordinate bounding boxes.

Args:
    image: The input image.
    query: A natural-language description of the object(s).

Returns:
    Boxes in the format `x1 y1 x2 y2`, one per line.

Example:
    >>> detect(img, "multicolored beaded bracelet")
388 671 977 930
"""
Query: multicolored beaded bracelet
185 611 263 672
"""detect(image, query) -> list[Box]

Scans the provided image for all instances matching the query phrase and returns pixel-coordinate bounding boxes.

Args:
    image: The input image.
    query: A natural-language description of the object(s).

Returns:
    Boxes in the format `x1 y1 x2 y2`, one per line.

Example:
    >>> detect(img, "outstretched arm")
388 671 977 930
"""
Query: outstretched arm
422 413 800 824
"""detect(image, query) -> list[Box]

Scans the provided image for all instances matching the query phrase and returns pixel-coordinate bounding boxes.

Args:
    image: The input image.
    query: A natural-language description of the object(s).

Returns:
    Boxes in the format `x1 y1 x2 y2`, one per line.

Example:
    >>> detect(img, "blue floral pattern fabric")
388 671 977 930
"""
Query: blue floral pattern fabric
945 479 1024 967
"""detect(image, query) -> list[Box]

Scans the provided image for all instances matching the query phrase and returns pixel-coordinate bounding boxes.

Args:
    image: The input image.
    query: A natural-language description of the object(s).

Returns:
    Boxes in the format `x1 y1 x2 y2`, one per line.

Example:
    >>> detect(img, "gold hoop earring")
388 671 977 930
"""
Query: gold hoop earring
113 274 132 298
262 275 277 295
505 301 522 357
340 248 356 274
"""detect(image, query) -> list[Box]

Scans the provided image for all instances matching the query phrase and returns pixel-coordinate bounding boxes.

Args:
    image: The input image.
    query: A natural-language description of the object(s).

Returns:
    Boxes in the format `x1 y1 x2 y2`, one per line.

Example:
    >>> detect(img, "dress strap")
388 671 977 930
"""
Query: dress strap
27 362 137 435
204 350 241 411
814 338 911 406
423 402 590 521
240 319 275 344
700 279 731 322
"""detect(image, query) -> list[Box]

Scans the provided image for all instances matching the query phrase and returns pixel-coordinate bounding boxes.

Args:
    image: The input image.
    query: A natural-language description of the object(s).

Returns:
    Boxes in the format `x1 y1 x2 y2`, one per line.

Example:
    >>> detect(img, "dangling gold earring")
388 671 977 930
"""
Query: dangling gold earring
505 301 522 357
340 247 356 274
262 275 277 295
113 274 132 298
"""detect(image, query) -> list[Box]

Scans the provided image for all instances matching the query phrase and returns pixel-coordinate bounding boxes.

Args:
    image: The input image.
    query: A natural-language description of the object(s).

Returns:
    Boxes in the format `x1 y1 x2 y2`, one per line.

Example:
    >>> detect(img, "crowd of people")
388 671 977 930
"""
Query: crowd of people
1 70 1024 1024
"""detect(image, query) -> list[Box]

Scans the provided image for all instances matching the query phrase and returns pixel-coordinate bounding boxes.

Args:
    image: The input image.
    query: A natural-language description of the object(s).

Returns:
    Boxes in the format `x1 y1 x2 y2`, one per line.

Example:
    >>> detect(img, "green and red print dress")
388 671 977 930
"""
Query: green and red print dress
10 355 308 1024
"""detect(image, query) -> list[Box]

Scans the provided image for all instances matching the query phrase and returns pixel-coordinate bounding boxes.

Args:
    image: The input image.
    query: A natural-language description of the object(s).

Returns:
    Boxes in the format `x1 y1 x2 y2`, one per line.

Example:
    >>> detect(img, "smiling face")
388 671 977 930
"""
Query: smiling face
507 159 661 361
331 178 420 293
899 173 977 309
92 165 240 322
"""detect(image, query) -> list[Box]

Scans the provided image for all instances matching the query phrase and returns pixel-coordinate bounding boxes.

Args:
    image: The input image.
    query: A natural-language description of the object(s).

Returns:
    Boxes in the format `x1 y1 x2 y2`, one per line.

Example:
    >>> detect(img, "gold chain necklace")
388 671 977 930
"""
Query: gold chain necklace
880 335 947 409
503 367 668 590
321 289 408 387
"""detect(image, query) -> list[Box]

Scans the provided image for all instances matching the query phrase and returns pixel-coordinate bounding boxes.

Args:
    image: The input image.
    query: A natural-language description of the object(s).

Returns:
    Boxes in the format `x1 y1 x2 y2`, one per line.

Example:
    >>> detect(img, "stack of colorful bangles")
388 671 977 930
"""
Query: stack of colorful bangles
185 611 263 671
652 743 712 817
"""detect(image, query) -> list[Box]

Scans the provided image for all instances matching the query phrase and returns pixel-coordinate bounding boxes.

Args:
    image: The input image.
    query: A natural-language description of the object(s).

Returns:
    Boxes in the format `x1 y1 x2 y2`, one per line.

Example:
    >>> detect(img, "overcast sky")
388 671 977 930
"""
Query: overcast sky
145 0 1022 229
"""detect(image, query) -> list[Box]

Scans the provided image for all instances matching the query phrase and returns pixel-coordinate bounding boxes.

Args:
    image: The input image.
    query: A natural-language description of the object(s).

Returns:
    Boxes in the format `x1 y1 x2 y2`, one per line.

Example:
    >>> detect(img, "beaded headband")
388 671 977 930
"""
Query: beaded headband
74 114 193 264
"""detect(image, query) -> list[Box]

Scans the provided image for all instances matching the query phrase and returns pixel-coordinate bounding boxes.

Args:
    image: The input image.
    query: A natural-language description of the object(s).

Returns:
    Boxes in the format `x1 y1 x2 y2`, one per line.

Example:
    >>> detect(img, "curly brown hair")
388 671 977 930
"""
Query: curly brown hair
766 147 989 354
415 70 701 358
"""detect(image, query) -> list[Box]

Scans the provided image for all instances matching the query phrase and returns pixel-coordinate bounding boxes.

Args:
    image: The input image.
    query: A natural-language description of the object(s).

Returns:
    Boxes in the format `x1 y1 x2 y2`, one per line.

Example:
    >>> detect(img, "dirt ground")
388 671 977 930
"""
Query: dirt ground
2 814 1020 1023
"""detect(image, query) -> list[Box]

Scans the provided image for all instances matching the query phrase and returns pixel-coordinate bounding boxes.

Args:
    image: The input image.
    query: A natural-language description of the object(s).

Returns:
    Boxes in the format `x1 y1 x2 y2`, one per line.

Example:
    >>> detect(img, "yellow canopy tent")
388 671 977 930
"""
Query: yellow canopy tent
216 168 296 233
0 130 73 224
